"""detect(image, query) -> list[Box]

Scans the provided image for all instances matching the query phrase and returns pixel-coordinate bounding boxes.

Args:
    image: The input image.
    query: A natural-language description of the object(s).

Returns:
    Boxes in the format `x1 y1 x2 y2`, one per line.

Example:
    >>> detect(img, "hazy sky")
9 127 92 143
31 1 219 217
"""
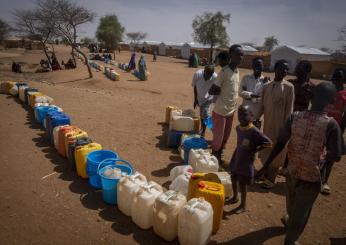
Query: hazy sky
2 0 345 50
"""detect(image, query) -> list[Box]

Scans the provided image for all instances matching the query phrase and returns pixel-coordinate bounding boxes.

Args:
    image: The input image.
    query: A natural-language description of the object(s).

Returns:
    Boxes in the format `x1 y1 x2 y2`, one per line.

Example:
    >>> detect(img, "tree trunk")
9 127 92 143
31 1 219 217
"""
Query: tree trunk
209 44 214 64
75 48 93 78
41 40 52 66
72 26 77 68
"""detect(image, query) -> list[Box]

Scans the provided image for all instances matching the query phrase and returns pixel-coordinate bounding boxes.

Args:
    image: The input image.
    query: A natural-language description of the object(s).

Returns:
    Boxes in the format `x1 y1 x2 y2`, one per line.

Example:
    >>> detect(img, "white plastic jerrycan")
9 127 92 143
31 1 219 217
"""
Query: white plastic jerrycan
170 115 195 132
169 109 182 122
153 190 187 241
169 165 193 181
117 172 147 216
179 133 200 160
178 198 214 245
211 172 232 198
131 181 163 229
194 154 219 173
189 149 209 168
169 172 192 197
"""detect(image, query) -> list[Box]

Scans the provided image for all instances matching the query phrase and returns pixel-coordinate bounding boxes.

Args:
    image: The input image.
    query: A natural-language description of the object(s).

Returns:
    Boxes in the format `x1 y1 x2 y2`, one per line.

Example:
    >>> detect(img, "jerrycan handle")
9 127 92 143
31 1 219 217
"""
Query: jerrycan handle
97 158 118 175
132 172 146 183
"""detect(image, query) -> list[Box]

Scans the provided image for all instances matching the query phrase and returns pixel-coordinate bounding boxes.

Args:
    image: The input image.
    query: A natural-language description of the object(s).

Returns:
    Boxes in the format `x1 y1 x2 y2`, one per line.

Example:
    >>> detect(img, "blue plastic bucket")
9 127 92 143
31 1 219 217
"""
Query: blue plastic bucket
99 159 133 204
87 150 119 189
183 137 208 164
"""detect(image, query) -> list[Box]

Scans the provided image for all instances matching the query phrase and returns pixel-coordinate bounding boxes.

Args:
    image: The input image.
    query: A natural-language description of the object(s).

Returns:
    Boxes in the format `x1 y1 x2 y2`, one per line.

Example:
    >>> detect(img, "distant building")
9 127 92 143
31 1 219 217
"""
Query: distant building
270 45 331 73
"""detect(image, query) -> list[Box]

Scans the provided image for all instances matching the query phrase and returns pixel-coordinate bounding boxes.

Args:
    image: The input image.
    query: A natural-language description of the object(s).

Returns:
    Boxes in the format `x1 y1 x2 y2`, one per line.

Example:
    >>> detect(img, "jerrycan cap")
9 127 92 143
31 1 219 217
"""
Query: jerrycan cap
197 182 205 188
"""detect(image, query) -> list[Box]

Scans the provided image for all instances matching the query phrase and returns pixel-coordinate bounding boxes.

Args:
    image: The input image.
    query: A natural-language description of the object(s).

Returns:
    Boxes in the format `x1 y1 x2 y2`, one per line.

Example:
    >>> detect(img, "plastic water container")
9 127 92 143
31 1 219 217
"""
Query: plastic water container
117 172 147 216
167 130 184 148
18 85 29 102
53 125 69 150
131 181 163 229
34 104 49 122
86 150 119 189
27 92 42 107
178 198 213 245
56 126 75 155
33 94 53 107
24 88 38 105
211 172 232 198
193 181 225 233
64 128 88 158
187 173 222 201
0 81 16 94
99 159 134 204
50 113 71 145
183 137 208 165
75 143 102 178
169 173 191 197
170 115 195 132
169 165 193 181
189 150 219 173
36 105 62 126
45 111 65 140
67 136 92 170
153 190 187 241
188 149 208 167
204 116 213 129
110 71 120 81
179 134 200 160
165 106 179 124
9 85 18 96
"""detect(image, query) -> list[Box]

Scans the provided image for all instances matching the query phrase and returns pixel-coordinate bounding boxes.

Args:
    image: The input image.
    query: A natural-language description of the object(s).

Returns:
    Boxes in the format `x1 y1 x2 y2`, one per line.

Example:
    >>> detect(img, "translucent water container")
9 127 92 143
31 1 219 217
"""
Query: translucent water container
190 152 219 173
165 106 179 124
153 190 187 241
131 181 163 229
170 115 195 132
169 172 191 197
169 165 193 181
178 198 213 245
211 172 232 198
117 172 147 216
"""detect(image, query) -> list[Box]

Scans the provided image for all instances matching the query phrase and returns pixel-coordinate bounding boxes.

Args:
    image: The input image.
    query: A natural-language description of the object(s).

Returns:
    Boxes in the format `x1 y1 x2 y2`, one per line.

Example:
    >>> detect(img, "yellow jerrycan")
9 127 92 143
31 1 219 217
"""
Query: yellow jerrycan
75 143 102 178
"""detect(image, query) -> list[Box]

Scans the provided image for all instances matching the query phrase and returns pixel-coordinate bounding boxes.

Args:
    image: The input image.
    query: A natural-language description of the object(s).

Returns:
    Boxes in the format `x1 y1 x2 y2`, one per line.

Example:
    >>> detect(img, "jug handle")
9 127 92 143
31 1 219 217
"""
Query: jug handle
133 172 146 183
113 159 133 172
97 158 118 175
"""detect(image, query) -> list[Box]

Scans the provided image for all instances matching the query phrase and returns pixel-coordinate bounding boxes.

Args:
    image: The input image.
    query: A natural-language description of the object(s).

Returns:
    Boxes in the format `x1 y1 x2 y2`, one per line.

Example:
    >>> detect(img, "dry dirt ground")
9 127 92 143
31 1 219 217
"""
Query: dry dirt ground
0 46 345 245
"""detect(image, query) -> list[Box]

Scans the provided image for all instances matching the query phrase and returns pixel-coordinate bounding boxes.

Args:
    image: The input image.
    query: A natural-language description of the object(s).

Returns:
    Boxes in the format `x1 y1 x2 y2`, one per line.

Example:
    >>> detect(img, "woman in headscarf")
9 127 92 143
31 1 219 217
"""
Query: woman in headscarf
192 52 199 68
138 55 147 80
128 53 136 71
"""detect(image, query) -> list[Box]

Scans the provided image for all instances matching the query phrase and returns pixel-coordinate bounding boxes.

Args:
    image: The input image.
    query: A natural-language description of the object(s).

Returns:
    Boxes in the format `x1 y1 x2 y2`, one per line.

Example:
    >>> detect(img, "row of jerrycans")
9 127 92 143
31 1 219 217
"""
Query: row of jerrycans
52 125 102 177
117 172 216 244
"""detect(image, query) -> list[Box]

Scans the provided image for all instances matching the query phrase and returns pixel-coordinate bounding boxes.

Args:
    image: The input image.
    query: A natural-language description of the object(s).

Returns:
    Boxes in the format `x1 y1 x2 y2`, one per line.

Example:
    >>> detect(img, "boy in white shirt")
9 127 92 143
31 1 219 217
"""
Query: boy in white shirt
192 65 218 137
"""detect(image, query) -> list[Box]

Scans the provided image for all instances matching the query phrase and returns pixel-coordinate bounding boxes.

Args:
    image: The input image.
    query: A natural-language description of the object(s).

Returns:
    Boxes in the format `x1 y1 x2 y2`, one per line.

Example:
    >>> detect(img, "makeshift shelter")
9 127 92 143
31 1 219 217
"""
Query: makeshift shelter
270 45 331 73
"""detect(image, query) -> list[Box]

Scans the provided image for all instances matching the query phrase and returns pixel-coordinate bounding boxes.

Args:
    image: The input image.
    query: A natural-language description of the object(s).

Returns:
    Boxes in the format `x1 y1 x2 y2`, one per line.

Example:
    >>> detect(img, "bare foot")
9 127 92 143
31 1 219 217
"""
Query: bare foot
226 197 239 204
234 205 246 214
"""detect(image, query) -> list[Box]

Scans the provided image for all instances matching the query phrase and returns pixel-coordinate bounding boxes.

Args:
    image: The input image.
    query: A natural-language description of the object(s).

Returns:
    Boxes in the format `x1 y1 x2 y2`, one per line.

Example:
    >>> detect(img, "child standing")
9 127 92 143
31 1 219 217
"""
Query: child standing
228 105 272 213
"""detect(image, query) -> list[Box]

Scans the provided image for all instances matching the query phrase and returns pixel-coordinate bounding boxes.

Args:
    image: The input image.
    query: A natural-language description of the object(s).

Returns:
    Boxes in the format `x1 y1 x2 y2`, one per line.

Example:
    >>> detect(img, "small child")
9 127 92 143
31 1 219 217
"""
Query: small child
228 105 272 213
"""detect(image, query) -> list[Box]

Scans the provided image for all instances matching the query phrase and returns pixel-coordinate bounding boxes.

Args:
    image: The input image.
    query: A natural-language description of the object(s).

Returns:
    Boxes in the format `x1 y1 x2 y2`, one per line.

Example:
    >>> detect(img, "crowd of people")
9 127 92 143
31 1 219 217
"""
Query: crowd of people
191 44 345 245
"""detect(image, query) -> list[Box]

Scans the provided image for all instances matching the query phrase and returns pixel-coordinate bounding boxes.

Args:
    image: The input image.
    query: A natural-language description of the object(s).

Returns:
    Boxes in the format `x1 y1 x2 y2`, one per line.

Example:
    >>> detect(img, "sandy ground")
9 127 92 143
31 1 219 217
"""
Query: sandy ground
0 46 345 245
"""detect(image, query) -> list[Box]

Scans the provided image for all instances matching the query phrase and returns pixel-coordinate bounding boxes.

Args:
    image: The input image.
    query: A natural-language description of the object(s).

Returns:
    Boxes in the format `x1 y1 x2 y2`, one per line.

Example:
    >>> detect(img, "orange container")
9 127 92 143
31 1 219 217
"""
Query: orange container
58 126 78 157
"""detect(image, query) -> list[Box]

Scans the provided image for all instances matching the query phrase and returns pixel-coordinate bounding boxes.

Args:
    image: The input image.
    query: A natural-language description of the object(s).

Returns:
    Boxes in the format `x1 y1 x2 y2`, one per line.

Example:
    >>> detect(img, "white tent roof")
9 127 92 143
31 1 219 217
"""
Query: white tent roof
241 45 258 52
282 45 330 55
